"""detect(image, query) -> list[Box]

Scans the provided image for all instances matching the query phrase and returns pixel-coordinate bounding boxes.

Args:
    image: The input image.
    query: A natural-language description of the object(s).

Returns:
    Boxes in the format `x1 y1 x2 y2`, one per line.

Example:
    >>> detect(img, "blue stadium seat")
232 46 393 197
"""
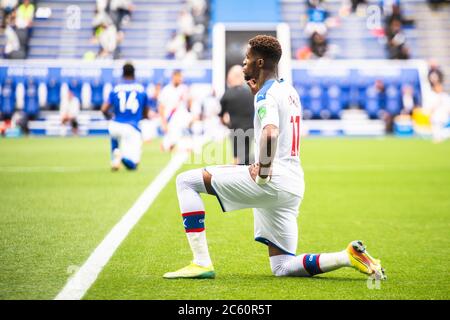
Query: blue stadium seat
0 78 16 119
309 84 326 119
292 69 310 86
356 77 375 108
401 69 420 86
295 84 311 119
326 84 343 119
47 78 61 110
90 79 104 110
383 77 401 87
385 85 402 116
336 77 351 109
364 85 385 119
348 85 360 108
24 78 40 117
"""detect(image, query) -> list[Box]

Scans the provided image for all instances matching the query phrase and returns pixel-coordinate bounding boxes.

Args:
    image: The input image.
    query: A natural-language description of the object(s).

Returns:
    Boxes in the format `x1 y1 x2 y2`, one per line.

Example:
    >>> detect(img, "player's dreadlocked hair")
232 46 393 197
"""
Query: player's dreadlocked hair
248 35 282 66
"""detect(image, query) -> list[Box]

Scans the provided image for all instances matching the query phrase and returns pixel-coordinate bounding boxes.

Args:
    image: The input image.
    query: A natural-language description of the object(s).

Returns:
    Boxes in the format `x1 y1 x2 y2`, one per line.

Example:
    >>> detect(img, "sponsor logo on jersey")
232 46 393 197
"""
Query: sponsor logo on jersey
257 106 267 120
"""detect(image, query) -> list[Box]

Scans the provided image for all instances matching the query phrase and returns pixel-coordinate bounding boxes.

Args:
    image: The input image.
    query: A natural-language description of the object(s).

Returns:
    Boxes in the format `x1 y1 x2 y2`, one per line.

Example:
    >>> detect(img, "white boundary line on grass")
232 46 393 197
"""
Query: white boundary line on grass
54 152 188 300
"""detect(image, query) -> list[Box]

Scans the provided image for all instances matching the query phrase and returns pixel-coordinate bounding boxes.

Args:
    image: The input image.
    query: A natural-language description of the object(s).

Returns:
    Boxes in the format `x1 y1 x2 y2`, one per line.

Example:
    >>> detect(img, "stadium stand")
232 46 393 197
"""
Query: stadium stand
0 60 213 135
280 0 449 122
282 0 449 91
282 0 386 59
0 0 448 136
28 0 95 59
0 1 447 65
292 61 423 121
403 0 450 92
118 0 184 60
5 0 207 60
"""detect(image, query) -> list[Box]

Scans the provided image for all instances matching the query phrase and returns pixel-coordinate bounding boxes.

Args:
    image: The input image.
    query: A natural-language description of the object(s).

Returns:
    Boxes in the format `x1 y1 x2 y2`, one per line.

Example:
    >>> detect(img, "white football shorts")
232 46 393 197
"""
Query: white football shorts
108 120 142 163
205 165 304 255
162 109 192 151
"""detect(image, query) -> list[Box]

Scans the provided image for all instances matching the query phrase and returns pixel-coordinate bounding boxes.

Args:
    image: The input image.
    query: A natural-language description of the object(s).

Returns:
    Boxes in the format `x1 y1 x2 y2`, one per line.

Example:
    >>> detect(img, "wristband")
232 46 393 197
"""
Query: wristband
255 175 271 185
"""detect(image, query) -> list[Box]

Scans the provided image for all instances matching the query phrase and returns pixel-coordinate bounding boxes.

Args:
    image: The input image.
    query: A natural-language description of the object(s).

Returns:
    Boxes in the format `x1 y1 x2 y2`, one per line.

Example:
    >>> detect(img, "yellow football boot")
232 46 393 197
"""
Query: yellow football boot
163 262 215 279
347 240 386 280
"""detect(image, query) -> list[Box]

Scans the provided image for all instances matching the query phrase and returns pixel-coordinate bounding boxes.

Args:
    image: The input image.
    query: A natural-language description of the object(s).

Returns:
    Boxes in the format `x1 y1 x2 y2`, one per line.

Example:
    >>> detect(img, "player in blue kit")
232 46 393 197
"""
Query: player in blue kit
47 77 61 111
24 77 40 119
90 78 104 110
101 62 149 171
0 78 16 121
20 77 40 135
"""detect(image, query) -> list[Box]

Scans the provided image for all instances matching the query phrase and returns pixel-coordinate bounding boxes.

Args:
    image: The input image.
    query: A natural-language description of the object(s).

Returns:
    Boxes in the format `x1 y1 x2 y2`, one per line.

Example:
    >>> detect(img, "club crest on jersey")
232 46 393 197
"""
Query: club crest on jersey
257 106 267 120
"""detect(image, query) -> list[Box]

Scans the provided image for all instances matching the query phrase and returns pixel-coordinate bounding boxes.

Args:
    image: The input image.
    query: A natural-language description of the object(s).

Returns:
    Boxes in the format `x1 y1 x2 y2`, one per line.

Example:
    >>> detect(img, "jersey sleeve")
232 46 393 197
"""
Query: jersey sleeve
108 90 115 105
157 87 167 106
256 93 279 129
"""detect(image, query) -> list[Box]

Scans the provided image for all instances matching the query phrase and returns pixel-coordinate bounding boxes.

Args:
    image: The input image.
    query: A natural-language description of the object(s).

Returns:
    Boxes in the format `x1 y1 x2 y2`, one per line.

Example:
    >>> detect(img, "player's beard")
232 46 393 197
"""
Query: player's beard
243 61 258 82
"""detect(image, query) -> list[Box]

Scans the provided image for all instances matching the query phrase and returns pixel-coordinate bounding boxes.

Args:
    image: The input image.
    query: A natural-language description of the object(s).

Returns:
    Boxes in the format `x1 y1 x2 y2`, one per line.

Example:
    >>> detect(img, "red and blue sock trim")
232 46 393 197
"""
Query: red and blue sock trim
302 254 323 276
182 211 205 233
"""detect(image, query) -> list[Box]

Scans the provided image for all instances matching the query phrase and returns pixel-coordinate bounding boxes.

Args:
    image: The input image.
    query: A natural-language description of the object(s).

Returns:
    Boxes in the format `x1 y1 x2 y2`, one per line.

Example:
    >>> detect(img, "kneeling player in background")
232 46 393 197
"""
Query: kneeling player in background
164 35 386 280
158 70 193 152
101 62 149 171
60 89 80 136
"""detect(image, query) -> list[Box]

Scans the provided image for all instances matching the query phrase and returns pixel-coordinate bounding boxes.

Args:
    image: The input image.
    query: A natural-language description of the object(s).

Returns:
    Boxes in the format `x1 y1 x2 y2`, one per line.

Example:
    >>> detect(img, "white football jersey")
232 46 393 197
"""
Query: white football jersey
253 79 304 196
158 83 190 119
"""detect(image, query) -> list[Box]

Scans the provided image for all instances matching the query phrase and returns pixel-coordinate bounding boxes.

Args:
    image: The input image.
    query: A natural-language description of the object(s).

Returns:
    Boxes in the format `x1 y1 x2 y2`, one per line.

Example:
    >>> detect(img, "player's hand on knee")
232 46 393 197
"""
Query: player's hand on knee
249 163 272 185
250 163 272 185
248 163 260 182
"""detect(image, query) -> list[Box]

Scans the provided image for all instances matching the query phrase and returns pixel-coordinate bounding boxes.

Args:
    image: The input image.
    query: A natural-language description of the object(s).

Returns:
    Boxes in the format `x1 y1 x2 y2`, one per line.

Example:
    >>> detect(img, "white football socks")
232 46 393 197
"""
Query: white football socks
317 251 351 272
186 232 212 268
269 251 351 277
270 254 310 277
176 169 212 268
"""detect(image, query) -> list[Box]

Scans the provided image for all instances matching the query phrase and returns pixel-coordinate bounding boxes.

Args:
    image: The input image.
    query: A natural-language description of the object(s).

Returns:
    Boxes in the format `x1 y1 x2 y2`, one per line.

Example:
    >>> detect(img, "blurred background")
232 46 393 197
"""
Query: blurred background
0 1 449 301
0 0 449 140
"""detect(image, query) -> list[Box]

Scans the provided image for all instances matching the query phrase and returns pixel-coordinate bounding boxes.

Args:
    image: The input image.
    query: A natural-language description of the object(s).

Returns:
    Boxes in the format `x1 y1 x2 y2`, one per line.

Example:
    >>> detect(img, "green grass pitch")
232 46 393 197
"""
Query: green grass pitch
0 137 449 300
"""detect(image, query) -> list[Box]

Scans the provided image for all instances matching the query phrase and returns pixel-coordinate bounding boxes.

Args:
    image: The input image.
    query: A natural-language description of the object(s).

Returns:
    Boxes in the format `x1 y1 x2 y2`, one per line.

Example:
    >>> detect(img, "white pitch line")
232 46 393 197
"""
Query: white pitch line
54 152 188 300
0 166 104 173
